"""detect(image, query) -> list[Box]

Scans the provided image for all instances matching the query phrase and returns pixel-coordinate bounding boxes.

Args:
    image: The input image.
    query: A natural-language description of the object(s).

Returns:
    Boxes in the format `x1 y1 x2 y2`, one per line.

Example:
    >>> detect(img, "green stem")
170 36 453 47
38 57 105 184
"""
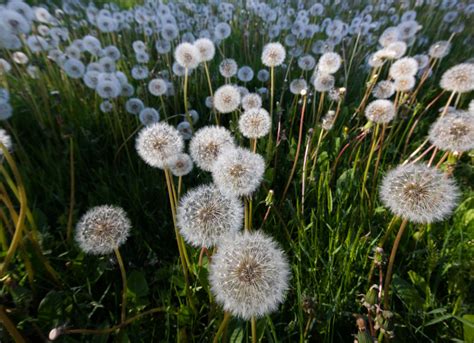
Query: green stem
383 218 408 310
114 248 127 324
213 312 231 343
251 316 257 343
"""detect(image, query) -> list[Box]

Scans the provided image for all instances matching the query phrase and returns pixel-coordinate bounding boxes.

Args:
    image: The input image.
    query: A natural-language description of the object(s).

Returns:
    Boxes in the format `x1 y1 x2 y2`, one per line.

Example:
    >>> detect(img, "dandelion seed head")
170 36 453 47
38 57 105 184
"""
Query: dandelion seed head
380 164 459 223
190 126 235 171
389 57 418 79
148 78 167 96
440 63 474 93
136 122 184 169
385 41 407 59
212 147 265 197
312 72 335 92
166 153 193 176
75 205 131 255
429 40 451 59
209 231 290 320
241 93 262 111
174 42 200 70
239 108 271 138
429 111 474 152
262 42 286 67
393 76 416 92
193 38 215 62
219 59 238 78
177 184 243 248
317 52 342 74
214 85 241 113
289 78 308 95
372 80 395 99
365 99 396 124
139 107 160 126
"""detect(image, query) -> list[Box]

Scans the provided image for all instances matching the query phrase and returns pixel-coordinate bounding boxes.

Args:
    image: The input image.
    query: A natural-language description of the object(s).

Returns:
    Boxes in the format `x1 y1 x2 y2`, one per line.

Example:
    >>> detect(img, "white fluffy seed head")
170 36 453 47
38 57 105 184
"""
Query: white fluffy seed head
393 76 416 92
380 164 459 223
385 41 407 59
214 85 241 113
209 230 290 320
174 42 200 69
166 153 193 176
193 38 216 62
318 52 342 74
261 42 286 67
239 108 271 138
148 78 167 96
75 205 131 255
219 59 238 78
428 111 474 153
136 122 184 169
429 41 451 59
0 128 12 157
365 99 396 124
389 57 418 79
190 126 235 171
177 184 243 248
312 72 335 92
241 93 262 111
289 78 308 95
372 80 395 99
440 63 474 93
212 147 265 197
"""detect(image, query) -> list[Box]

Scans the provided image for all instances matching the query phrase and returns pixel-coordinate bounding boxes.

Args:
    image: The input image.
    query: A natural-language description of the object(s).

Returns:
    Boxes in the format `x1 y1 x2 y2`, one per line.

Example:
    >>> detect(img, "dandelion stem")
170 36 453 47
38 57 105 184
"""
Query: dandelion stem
66 136 75 243
361 123 379 200
281 94 307 203
251 316 257 343
383 218 408 310
114 248 127 324
62 307 166 336
0 306 26 343
0 144 27 278
213 311 231 343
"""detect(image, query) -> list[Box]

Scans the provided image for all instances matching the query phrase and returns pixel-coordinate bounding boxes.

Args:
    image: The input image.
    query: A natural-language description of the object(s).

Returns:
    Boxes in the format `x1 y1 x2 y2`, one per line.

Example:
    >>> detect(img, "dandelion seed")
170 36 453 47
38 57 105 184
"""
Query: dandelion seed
75 205 131 255
209 231 290 320
177 184 243 248
380 164 459 223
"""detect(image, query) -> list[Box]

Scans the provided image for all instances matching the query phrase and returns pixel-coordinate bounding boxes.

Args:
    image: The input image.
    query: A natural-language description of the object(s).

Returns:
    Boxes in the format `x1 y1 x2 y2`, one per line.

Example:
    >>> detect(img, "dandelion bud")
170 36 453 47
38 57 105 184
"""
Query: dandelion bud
48 327 63 341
